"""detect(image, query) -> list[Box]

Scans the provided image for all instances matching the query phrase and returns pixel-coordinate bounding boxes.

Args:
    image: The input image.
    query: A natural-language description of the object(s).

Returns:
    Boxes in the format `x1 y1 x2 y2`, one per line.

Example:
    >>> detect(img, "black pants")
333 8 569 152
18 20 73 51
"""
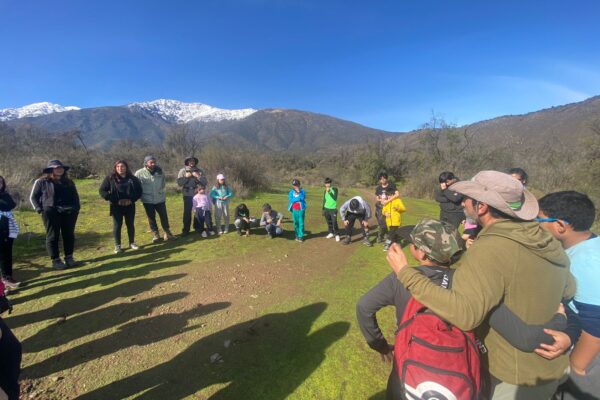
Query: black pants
0 317 22 400
182 196 194 234
324 208 339 234
386 361 402 400
143 202 170 232
345 213 367 238
440 211 464 230
376 205 388 239
387 226 400 244
194 209 213 233
112 204 136 246
0 236 14 278
42 209 78 260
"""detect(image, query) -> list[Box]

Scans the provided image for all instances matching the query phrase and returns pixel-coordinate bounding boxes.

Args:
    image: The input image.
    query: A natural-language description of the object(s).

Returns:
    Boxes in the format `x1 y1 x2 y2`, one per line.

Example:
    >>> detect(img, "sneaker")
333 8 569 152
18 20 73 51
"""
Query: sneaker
152 231 161 243
342 237 351 245
181 231 189 237
201 231 208 238
245 230 250 237
52 258 67 270
2 277 20 290
130 243 139 250
376 235 385 244
383 243 390 252
64 256 80 268
267 233 273 239
218 230 223 235
114 245 123 254
325 233 335 239
209 230 216 236
224 229 229 234
164 231 176 241
362 237 373 247
335 235 340 242
297 237 304 243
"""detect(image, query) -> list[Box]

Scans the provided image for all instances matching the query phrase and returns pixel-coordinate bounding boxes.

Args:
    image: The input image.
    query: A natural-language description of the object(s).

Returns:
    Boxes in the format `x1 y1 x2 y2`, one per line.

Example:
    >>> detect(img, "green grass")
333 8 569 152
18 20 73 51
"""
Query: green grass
7 180 440 399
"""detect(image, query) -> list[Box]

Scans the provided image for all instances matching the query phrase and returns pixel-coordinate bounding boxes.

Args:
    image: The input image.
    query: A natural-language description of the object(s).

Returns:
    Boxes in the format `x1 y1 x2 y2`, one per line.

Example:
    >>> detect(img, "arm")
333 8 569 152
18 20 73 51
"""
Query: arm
488 303 567 352
99 177 111 201
210 188 219 200
259 213 267 226
364 201 372 220
330 187 338 201
395 199 406 213
131 177 143 202
340 202 348 221
276 212 283 225
29 179 43 212
571 330 600 375
434 188 449 203
356 273 405 354
176 168 188 187
72 183 81 211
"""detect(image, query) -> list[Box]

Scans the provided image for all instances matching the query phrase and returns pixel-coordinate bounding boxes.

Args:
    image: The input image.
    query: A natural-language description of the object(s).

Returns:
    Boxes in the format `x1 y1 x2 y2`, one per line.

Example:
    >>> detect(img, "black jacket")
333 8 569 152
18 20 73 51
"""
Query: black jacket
0 192 16 212
30 178 80 213
99 175 143 205
234 205 250 219
434 187 464 213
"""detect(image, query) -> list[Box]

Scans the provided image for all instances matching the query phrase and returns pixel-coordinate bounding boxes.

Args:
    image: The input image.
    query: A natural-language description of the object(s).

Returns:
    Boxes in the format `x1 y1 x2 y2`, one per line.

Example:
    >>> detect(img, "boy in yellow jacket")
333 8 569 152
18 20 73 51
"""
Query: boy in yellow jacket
381 193 406 251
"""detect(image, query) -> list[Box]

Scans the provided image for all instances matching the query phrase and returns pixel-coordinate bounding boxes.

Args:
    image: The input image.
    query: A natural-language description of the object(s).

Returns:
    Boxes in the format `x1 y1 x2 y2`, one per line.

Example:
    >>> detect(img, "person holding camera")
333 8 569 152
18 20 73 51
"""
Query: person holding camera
434 171 464 230
177 156 207 236
30 160 81 270
99 160 143 254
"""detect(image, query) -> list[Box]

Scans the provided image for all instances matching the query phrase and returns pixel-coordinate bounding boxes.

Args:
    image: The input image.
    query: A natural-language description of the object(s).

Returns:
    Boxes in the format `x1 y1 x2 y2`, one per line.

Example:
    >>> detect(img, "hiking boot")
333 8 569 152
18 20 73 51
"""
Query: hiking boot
152 231 161 243
114 245 123 254
335 235 340 242
383 243 390 252
164 230 176 241
52 258 67 270
2 276 20 290
64 256 80 268
376 235 385 244
362 237 373 247
342 237 351 245
201 231 208 238
181 230 189 237
130 243 139 250
245 230 250 237
325 233 335 239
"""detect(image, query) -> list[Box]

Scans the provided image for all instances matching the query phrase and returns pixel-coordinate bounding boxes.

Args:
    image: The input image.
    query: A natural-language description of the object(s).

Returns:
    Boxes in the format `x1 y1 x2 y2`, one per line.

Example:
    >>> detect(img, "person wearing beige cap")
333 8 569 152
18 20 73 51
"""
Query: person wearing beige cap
387 170 576 399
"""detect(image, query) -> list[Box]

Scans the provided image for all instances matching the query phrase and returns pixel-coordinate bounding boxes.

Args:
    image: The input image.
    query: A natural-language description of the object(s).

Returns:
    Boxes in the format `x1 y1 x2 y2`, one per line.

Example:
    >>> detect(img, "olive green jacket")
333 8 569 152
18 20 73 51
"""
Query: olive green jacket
397 219 576 385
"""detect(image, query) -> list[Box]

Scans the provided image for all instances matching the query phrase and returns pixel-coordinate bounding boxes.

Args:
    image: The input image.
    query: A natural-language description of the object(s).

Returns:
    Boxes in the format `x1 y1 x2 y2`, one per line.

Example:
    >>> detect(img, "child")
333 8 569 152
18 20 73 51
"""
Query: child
260 203 283 238
358 219 568 399
381 192 406 251
210 174 233 234
287 179 306 242
322 177 340 242
193 185 214 237
537 191 600 399
234 203 254 236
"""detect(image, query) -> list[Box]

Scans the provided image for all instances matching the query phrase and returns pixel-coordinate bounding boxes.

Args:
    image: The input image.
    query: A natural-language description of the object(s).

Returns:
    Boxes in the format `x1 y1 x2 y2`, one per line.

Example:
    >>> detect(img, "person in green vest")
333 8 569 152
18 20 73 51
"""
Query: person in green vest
322 177 340 242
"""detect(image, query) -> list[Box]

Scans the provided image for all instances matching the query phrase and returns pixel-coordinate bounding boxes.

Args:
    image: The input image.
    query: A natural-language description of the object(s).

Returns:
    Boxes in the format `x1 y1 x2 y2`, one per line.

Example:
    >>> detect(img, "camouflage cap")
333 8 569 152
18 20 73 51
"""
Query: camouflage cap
409 218 462 264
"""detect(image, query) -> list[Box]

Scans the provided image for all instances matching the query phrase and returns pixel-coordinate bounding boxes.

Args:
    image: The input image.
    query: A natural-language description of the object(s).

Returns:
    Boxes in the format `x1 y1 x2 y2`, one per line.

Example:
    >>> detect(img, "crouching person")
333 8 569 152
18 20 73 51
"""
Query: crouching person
260 203 283 239
234 203 254 236
340 196 373 247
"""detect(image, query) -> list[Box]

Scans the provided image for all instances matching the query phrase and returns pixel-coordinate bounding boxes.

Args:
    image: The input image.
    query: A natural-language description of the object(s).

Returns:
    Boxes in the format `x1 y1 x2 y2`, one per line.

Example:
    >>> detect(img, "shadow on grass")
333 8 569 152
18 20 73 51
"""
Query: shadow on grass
6 273 187 329
23 300 231 379
368 390 387 400
78 302 350 400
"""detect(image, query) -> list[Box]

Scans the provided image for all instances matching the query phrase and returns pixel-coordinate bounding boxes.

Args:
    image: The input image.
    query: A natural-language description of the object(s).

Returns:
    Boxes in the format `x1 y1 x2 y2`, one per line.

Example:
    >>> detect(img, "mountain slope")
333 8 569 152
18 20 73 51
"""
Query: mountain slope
0 102 80 121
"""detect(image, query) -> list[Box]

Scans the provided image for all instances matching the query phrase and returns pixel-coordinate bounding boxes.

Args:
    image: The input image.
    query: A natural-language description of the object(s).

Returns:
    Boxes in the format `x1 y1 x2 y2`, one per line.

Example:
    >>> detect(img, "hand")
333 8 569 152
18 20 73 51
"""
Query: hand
361 221 369 229
534 329 571 360
381 199 389 206
267 219 272 224
440 182 447 190
185 172 192 178
344 220 349 226
387 243 409 275
380 346 394 363
192 172 200 178
465 238 475 248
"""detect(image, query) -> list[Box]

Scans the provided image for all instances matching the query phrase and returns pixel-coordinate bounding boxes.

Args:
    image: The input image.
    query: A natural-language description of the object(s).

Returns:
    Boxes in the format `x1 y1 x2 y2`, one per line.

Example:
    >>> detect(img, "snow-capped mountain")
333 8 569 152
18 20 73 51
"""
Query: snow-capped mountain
127 99 257 123
0 102 80 121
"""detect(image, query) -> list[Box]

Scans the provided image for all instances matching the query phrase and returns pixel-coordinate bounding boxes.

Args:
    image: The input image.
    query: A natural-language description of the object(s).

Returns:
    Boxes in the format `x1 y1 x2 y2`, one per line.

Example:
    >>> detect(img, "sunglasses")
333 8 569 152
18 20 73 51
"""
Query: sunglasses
535 217 570 225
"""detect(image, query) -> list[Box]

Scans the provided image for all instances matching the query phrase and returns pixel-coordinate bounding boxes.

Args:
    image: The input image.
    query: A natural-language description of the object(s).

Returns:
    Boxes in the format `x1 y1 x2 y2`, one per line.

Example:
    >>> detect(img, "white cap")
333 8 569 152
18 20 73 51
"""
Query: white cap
216 173 226 180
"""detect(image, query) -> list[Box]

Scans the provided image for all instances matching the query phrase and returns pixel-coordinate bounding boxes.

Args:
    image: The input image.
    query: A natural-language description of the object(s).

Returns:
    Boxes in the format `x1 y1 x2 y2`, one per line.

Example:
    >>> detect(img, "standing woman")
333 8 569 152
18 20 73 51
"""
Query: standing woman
0 176 20 289
30 160 81 270
210 174 233 234
99 160 143 254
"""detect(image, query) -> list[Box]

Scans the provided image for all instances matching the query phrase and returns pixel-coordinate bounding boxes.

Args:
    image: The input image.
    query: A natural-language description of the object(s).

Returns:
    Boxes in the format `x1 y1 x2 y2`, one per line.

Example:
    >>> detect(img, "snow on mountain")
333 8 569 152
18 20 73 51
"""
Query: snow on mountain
127 99 257 123
0 102 80 121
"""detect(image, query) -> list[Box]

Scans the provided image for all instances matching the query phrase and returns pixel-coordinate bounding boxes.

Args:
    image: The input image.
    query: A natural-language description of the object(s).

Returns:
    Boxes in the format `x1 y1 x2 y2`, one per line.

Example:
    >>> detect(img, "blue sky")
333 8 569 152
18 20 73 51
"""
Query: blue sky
1 0 600 131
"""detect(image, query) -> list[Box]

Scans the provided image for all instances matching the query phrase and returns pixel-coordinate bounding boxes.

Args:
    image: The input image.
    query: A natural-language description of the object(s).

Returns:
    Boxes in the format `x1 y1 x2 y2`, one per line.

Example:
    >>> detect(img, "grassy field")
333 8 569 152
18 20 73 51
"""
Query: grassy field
5 180 439 399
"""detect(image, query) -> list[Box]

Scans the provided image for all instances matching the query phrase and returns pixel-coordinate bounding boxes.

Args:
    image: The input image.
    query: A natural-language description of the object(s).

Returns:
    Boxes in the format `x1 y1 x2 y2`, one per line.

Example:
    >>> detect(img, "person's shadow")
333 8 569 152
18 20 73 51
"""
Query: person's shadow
77 302 350 400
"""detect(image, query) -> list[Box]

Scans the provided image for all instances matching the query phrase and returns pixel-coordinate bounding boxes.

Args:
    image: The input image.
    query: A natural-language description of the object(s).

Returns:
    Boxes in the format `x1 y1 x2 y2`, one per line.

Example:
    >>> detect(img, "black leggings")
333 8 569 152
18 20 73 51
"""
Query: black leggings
0 317 21 400
345 213 368 238
42 209 78 260
324 208 339 234
112 204 136 246
0 236 14 278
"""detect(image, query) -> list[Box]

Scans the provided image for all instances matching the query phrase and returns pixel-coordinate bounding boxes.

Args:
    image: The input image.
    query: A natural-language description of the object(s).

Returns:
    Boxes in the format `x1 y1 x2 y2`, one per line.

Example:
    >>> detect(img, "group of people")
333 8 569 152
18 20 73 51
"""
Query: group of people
358 169 599 399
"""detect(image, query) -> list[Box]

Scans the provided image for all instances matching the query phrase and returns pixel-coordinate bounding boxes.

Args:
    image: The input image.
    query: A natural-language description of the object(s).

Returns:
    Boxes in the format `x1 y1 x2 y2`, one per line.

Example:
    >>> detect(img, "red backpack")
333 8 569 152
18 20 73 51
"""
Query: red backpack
394 273 482 400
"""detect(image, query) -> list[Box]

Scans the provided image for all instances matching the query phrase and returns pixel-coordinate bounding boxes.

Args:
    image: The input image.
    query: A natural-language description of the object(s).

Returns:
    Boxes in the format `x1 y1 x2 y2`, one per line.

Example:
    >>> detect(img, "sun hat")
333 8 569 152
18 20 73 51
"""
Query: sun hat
43 160 70 173
184 156 198 166
410 219 462 264
216 173 226 180
451 170 538 220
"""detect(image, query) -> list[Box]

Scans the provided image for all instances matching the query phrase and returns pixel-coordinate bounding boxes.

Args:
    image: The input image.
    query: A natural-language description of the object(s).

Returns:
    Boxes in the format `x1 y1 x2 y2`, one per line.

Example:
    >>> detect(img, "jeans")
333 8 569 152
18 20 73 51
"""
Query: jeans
264 223 283 236
345 213 368 238
194 209 213 233
0 236 13 278
112 204 136 246
215 202 230 232
234 218 251 231
0 317 22 400
292 209 305 238
323 208 339 234
142 202 170 233
42 209 78 260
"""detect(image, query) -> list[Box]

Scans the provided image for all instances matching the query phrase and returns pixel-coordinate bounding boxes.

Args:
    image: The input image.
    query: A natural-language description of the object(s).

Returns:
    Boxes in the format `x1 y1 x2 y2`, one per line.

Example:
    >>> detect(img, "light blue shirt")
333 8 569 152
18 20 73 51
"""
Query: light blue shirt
566 236 600 307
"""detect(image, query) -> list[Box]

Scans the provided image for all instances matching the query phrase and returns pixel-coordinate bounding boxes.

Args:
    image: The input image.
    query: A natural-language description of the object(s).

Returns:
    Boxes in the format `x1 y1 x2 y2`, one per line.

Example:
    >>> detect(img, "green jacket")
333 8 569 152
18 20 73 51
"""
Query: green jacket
397 219 576 386
135 167 167 204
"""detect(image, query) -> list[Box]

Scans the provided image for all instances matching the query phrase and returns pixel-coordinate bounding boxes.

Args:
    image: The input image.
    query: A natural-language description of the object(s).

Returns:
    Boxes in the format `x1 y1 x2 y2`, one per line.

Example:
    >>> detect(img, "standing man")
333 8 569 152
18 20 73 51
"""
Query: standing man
387 171 575 399
375 172 401 244
177 156 206 236
434 171 464 230
135 156 175 243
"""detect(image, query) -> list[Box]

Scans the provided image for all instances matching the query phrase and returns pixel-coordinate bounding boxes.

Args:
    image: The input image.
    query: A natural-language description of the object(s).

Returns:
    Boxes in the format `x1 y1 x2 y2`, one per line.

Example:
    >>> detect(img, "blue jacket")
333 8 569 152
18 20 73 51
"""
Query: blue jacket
287 188 306 211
